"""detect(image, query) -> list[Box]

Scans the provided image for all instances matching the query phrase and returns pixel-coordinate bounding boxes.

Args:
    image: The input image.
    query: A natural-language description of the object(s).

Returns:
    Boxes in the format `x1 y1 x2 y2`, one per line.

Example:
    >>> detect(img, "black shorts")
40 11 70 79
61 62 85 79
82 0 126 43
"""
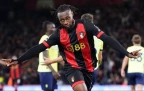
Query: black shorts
66 68 93 91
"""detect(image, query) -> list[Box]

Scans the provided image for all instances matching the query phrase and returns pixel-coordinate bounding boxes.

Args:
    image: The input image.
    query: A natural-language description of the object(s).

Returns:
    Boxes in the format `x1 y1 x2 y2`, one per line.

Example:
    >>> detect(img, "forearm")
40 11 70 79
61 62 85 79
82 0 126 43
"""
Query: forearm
121 56 129 70
52 56 63 63
99 33 129 56
17 44 47 64
48 65 56 72
98 51 103 64
0 60 5 65
59 61 64 67
47 56 63 71
43 50 56 72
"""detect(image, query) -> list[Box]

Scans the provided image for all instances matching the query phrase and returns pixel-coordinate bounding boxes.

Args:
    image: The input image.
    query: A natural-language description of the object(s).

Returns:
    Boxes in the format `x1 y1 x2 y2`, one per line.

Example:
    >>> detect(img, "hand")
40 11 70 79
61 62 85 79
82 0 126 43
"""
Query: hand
52 71 61 80
0 59 6 65
128 49 141 58
2 59 18 66
41 57 53 65
121 69 125 77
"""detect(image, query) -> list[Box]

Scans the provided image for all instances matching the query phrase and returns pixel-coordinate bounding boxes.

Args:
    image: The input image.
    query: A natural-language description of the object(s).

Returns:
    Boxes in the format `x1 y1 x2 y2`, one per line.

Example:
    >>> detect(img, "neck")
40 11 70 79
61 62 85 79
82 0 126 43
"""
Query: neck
67 20 75 31
133 44 141 46
71 20 75 28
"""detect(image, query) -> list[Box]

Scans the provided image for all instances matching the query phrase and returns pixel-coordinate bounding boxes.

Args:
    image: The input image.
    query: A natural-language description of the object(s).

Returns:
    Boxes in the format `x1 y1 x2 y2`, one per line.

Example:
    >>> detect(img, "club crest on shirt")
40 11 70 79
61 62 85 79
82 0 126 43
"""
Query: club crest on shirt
71 76 75 82
79 32 84 39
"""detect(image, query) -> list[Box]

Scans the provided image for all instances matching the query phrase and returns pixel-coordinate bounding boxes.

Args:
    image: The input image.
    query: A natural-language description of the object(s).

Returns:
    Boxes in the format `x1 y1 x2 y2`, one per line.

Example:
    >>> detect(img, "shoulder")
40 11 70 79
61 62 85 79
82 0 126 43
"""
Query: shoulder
40 35 48 40
39 35 48 44
127 46 138 52
127 46 133 50
56 25 66 32
93 36 98 41
76 19 91 26
140 46 144 52
76 19 93 27
75 19 92 29
94 37 103 43
57 25 63 30
41 35 48 38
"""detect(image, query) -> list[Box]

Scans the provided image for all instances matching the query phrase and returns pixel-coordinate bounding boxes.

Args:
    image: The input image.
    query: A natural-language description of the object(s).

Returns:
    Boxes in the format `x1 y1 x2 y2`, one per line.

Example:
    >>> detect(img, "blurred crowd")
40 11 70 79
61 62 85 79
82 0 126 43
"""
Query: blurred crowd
0 0 144 86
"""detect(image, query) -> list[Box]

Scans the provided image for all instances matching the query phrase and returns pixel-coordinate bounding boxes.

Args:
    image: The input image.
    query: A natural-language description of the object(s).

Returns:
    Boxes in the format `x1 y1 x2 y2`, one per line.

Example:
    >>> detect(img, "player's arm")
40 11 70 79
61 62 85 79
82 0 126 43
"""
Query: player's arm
3 31 59 66
59 60 64 67
0 59 6 65
98 51 103 64
121 56 129 77
42 49 64 66
43 50 55 72
84 21 139 58
95 50 102 69
121 56 129 70
43 50 61 80
57 52 64 66
43 56 63 65
98 42 103 64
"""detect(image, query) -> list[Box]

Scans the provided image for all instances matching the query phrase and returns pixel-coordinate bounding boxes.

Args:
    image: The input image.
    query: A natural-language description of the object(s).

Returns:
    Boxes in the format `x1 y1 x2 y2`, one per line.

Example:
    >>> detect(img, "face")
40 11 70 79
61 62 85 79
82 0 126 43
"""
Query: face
46 23 56 34
57 10 73 28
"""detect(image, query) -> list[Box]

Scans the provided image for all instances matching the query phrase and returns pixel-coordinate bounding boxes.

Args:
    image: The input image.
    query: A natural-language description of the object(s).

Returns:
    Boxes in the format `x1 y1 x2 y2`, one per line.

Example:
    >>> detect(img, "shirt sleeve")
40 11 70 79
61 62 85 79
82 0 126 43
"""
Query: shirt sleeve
84 20 104 38
42 30 59 48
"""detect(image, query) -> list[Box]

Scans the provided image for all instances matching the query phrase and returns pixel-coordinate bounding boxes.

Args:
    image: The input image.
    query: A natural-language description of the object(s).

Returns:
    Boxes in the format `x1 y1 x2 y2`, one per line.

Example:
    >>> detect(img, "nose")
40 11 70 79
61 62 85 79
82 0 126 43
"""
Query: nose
63 20 68 25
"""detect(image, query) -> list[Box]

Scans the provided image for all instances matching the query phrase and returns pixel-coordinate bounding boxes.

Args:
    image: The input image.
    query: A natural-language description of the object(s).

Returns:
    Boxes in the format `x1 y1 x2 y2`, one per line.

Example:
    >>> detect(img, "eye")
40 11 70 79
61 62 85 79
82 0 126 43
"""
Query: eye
66 17 70 20
60 19 64 22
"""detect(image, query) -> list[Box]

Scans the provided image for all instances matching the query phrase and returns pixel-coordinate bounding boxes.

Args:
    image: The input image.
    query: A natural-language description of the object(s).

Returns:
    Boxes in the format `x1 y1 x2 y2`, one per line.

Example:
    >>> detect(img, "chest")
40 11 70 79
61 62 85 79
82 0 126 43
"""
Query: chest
59 24 89 52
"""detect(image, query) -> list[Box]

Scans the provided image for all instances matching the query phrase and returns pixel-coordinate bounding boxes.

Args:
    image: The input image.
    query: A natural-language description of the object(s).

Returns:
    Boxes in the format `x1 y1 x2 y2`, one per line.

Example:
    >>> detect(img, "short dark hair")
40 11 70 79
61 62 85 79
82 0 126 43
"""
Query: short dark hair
56 4 78 14
42 21 53 31
81 13 94 23
132 34 141 44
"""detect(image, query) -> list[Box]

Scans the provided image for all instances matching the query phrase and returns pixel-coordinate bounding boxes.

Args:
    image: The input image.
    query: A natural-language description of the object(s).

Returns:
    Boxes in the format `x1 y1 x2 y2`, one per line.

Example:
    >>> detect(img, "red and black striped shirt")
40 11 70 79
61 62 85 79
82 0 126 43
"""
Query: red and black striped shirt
43 20 104 72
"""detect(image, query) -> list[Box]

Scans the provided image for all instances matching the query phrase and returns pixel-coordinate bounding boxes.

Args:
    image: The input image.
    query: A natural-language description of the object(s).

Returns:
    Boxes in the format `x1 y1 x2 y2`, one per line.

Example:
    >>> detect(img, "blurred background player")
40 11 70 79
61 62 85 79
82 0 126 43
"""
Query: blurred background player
38 21 60 91
0 56 33 91
121 34 144 91
81 13 103 85
7 56 21 91
1 55 30 91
